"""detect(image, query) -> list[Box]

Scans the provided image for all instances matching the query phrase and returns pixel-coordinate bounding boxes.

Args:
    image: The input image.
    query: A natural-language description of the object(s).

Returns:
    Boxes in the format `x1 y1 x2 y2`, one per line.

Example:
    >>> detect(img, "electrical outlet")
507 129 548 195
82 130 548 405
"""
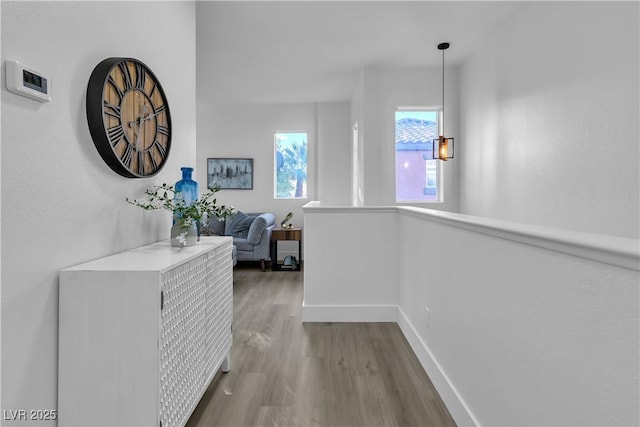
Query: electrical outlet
424 305 431 329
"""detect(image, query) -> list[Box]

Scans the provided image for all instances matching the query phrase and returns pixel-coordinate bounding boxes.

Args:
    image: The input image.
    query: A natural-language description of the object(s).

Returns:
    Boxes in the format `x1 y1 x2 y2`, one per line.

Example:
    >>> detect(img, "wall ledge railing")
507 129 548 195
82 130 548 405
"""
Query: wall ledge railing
303 201 639 426
303 201 639 271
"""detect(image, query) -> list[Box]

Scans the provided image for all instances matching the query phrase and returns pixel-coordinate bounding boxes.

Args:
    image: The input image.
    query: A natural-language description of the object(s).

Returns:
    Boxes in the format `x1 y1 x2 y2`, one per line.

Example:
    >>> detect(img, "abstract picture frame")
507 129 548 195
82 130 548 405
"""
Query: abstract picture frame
207 158 253 190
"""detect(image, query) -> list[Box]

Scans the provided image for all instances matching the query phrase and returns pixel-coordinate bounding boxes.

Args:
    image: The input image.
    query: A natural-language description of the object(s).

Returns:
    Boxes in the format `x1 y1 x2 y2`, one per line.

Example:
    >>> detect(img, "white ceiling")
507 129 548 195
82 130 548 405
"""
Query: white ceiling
196 1 523 104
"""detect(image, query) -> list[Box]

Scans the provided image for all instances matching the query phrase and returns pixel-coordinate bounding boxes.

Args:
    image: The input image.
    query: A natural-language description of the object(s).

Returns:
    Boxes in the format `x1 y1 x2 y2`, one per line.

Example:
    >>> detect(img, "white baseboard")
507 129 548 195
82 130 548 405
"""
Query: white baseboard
301 304 398 322
301 303 478 426
396 307 479 427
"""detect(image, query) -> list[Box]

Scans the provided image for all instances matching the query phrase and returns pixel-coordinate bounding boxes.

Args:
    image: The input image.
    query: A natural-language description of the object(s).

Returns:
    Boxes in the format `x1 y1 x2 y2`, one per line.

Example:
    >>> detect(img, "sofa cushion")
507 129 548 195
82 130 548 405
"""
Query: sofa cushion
225 211 254 239
246 215 268 245
232 238 255 252
208 216 226 236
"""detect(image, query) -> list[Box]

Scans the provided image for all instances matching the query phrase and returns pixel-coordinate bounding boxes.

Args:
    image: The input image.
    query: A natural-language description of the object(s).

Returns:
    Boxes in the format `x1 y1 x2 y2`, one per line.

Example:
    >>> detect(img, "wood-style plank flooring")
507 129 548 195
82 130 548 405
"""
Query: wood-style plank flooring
186 264 456 427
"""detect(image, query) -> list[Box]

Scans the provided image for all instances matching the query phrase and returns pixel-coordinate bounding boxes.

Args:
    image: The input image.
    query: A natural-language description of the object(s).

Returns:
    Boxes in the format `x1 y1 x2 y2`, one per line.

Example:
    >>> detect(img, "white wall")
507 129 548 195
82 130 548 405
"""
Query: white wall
317 102 351 205
195 102 317 230
459 1 639 239
352 66 461 212
303 204 639 426
397 212 638 426
1 1 196 423
303 207 399 321
195 101 351 258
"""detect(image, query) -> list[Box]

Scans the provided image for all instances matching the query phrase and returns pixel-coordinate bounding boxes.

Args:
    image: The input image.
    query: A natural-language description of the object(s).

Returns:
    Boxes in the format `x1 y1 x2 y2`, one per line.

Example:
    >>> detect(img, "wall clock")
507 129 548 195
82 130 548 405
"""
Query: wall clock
86 57 172 178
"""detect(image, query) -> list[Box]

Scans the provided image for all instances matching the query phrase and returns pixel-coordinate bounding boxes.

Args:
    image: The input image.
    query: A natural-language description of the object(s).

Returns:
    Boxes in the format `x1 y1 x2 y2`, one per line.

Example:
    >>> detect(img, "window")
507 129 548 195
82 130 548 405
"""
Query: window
352 122 362 206
395 110 441 202
275 132 308 199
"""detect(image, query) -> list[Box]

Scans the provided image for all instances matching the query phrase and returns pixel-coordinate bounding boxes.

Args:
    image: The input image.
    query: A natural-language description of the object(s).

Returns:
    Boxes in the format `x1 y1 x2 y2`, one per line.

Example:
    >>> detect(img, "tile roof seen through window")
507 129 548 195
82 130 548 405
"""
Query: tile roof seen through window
396 118 438 144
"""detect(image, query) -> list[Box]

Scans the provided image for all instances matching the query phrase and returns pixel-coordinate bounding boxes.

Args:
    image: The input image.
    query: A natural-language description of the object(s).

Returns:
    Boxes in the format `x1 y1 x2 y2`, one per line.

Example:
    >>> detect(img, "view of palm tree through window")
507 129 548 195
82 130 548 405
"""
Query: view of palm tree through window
275 132 307 198
395 110 440 202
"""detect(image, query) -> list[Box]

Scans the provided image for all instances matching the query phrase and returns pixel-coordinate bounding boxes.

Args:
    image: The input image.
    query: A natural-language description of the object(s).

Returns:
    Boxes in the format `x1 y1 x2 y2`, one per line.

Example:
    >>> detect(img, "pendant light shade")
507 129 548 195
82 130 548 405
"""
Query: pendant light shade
433 42 454 161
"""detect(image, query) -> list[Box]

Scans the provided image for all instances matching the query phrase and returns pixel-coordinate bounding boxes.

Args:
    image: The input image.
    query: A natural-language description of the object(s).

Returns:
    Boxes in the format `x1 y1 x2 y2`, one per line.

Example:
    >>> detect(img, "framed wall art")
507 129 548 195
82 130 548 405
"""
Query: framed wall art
207 158 253 190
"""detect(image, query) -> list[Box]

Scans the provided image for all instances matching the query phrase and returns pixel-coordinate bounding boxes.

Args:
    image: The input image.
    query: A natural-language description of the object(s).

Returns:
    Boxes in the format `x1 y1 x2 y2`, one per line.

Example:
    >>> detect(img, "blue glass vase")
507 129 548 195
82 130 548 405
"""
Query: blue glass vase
175 167 199 205
174 167 200 241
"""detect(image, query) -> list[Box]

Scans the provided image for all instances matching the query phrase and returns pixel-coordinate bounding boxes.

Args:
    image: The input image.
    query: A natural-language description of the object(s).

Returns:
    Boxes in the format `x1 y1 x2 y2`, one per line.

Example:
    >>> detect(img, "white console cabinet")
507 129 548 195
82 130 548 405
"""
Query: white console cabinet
58 237 233 427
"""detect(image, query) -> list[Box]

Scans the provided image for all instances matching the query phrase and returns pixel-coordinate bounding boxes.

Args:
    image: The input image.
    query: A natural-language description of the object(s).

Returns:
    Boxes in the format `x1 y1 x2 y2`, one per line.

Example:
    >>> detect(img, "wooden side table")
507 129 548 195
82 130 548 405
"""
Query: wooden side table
270 227 302 271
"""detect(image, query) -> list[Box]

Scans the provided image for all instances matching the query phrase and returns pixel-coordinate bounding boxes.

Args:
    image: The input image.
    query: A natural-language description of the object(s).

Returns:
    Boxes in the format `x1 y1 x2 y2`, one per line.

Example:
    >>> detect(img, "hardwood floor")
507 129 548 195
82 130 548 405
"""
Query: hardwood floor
186 264 456 427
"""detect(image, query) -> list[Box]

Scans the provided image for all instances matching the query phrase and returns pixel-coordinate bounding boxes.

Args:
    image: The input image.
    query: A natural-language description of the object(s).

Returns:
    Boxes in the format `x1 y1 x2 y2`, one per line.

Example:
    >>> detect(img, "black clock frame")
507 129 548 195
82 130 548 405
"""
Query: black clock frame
86 57 172 178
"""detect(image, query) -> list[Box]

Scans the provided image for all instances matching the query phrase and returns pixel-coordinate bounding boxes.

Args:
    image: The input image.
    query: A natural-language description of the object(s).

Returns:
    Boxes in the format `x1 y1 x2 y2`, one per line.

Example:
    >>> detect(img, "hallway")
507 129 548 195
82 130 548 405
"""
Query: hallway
186 265 456 427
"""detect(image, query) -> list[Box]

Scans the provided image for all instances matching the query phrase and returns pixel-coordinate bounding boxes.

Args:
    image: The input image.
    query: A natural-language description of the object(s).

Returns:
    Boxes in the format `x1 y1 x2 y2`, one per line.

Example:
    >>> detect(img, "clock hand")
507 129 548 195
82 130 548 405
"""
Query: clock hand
126 119 140 149
125 112 143 150
140 109 163 123
128 109 162 128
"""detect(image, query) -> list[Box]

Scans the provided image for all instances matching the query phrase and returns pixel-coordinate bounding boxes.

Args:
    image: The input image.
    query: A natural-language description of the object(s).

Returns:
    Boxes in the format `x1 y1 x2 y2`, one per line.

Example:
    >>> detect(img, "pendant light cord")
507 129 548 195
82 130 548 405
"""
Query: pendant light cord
442 47 445 136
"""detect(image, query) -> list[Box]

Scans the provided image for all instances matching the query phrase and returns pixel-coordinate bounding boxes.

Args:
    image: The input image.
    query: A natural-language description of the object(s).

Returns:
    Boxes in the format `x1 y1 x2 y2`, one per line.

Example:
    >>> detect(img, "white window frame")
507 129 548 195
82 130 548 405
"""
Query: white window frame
394 107 444 204
274 131 309 200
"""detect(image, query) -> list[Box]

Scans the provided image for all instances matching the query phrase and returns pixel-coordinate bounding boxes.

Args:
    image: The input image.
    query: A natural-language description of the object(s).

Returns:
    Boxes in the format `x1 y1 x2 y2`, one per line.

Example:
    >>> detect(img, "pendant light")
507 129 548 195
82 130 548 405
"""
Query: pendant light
433 42 454 161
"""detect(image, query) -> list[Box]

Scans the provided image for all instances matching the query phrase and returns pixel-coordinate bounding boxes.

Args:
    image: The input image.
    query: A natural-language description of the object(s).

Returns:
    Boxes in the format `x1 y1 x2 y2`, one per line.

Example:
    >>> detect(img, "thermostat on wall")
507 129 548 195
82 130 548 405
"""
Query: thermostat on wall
5 60 51 102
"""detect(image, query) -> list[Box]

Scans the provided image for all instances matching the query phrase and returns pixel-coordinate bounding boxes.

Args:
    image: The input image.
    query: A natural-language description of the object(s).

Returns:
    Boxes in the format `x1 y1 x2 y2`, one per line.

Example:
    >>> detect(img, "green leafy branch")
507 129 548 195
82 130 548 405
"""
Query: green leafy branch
126 183 236 228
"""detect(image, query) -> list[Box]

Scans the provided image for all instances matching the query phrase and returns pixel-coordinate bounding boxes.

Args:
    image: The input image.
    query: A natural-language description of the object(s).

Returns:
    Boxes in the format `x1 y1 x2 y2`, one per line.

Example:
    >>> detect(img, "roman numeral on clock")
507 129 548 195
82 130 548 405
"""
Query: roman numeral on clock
148 150 158 171
137 151 145 175
121 143 134 168
157 125 169 136
103 101 121 119
119 62 133 90
148 82 157 97
135 64 146 91
107 76 124 100
152 140 167 160
107 125 125 146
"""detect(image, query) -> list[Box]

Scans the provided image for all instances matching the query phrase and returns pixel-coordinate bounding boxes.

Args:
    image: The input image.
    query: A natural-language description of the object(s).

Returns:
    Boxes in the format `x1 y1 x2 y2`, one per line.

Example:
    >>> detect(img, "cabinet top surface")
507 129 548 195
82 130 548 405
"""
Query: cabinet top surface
61 237 232 273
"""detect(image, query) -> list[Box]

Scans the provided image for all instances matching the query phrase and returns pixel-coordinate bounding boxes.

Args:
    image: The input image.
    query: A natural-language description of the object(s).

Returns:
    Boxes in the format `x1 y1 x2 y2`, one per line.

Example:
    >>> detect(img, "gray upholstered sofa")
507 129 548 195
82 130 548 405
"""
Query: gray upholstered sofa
204 212 276 271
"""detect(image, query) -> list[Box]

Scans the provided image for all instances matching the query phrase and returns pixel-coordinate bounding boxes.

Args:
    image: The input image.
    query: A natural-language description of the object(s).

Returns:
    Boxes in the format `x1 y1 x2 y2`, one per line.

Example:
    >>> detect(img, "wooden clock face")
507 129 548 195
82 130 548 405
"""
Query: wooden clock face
87 58 171 178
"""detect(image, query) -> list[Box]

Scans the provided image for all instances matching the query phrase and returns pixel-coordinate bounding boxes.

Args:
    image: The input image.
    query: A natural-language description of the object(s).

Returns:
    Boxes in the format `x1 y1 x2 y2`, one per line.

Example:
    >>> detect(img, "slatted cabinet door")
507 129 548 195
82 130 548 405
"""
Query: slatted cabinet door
206 243 233 377
59 237 233 427
159 253 211 427
159 241 233 427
